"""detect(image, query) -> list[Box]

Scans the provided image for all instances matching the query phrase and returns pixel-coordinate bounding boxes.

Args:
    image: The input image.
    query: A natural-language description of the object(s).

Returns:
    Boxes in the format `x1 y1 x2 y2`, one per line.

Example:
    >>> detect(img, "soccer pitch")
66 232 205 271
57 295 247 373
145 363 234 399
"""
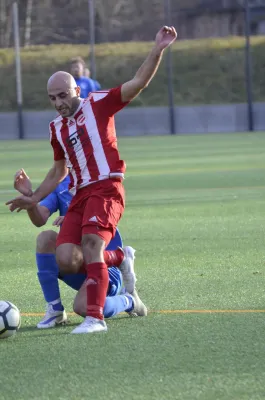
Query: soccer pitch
1 133 265 400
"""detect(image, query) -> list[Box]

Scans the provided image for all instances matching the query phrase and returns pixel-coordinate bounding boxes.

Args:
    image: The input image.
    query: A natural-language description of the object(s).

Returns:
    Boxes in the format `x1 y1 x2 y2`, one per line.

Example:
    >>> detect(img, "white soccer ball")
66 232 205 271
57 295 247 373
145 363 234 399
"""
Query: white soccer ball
0 301 21 339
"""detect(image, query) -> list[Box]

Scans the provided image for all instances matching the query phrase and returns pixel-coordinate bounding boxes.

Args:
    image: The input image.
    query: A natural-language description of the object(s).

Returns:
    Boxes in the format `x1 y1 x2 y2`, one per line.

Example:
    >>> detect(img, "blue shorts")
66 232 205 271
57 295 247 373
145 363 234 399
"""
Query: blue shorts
59 229 123 296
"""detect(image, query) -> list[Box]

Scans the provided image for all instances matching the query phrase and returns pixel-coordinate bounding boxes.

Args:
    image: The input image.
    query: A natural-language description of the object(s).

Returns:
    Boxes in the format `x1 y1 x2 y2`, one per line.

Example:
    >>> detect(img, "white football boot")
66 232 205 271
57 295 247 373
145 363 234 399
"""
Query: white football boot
119 246 137 294
127 289 148 317
37 304 67 329
71 316 107 334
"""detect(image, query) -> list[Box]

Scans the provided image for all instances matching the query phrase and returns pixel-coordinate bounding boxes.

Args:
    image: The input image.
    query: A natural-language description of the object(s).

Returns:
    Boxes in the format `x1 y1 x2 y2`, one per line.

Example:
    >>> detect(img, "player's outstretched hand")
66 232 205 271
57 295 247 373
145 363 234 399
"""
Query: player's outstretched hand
14 168 32 196
52 216 64 227
6 195 36 212
155 26 177 51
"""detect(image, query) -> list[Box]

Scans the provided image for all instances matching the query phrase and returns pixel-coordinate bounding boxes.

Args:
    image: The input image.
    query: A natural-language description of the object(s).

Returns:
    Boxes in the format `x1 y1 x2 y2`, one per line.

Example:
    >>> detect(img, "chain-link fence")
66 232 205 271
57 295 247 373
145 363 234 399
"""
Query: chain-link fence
1 0 265 137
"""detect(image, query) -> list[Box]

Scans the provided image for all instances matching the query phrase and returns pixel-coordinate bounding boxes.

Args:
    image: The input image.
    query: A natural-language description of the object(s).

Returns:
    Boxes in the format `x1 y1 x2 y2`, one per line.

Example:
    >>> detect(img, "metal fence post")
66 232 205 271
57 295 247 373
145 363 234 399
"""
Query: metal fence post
13 1 24 139
164 0 176 134
244 0 254 131
88 0 96 79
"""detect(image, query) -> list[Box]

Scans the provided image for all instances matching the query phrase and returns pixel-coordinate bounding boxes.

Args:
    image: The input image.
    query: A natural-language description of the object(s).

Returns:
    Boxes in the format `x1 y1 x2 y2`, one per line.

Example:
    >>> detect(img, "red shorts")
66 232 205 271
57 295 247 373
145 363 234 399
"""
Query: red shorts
56 179 125 247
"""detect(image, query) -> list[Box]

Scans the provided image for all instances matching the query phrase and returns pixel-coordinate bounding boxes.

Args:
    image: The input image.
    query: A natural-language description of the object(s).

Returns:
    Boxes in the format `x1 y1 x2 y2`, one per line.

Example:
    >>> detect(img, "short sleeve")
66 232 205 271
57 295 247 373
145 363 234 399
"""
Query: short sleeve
92 86 129 116
39 192 59 216
49 122 65 161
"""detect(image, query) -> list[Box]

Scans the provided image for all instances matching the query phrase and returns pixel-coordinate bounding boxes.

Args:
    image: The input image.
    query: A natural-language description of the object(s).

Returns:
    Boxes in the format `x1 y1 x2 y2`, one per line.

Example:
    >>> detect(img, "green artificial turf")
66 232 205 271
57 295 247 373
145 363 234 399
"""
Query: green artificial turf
1 133 265 399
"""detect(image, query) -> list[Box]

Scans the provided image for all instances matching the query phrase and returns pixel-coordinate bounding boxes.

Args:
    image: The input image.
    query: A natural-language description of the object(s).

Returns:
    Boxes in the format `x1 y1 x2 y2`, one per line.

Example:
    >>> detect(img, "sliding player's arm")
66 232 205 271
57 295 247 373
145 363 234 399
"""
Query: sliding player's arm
121 26 177 103
26 205 50 227
27 190 62 227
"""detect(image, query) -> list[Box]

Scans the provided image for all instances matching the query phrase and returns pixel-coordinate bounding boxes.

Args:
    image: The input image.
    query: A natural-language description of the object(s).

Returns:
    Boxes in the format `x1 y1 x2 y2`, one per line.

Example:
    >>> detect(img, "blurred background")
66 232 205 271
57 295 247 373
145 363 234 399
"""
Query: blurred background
1 0 265 138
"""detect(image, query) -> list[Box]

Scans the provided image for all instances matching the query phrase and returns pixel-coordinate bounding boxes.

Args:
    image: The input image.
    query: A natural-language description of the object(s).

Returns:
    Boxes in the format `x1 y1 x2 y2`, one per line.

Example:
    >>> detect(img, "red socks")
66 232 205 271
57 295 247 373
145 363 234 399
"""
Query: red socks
104 248 124 267
85 249 125 319
86 262 109 320
80 249 124 275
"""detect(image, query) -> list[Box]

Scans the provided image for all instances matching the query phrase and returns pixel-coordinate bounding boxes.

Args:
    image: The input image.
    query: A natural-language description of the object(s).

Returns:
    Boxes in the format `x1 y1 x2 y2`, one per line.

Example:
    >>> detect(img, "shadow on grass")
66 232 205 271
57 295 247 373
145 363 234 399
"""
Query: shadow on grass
15 315 132 339
0 313 139 342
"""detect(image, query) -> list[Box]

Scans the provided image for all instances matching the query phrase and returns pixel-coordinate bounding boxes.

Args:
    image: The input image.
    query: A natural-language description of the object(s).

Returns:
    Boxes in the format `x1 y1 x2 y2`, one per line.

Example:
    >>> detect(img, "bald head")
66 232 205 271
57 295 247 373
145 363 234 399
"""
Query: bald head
47 71 77 92
47 71 81 118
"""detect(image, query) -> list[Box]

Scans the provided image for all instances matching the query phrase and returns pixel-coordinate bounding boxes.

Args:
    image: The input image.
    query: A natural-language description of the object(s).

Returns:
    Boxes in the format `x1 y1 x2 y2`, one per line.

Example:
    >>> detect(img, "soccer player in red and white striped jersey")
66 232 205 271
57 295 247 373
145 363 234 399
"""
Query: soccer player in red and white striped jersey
7 26 177 334
49 85 128 196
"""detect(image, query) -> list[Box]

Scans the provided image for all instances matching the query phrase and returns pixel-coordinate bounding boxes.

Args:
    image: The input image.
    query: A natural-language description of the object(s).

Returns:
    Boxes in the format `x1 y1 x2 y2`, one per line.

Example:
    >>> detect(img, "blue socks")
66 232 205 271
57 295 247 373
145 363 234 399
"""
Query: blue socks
103 294 133 318
36 253 63 311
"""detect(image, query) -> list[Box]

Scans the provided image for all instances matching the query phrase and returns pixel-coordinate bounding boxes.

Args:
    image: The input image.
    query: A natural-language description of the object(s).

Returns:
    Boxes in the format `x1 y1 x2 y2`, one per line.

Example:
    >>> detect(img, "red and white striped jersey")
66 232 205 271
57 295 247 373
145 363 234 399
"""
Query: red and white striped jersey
49 86 128 194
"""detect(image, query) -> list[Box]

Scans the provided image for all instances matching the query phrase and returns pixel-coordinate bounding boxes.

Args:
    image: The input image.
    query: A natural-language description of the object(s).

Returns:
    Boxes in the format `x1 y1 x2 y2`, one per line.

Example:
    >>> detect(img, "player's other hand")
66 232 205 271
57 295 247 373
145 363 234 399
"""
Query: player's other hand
6 195 37 212
155 26 177 51
52 216 64 227
14 168 33 196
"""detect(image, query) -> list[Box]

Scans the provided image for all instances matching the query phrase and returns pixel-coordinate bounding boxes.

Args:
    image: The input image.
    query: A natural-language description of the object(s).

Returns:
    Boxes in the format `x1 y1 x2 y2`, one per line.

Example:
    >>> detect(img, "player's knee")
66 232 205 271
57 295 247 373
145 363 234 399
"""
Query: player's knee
56 244 83 274
81 234 100 250
36 230 57 253
81 234 105 263
56 253 80 274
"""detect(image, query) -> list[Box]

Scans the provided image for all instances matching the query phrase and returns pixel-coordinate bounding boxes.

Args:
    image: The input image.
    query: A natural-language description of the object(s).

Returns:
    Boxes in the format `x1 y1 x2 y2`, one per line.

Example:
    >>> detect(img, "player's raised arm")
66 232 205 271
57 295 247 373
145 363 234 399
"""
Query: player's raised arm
121 26 177 103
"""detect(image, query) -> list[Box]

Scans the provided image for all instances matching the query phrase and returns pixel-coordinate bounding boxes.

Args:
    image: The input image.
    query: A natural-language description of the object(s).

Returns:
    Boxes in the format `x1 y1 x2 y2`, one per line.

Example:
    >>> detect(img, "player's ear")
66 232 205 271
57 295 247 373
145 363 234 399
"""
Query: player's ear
75 86 81 97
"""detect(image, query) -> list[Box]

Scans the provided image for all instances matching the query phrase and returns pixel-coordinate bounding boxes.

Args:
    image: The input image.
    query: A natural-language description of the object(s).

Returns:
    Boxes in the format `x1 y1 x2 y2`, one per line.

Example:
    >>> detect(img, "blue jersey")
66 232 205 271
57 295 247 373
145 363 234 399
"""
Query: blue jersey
75 76 101 98
39 176 72 217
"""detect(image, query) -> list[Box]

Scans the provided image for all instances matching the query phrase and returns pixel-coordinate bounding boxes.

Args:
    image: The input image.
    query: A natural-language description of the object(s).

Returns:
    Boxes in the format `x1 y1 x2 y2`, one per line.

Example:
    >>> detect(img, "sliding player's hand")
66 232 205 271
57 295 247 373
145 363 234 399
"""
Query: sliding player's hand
14 169 33 196
155 26 177 51
6 195 37 212
52 216 64 227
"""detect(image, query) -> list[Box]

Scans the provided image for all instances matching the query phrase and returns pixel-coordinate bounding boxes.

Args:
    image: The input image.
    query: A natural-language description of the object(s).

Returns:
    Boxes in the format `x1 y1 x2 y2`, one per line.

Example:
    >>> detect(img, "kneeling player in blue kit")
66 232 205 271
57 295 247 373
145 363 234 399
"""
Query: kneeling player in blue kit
13 169 147 328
